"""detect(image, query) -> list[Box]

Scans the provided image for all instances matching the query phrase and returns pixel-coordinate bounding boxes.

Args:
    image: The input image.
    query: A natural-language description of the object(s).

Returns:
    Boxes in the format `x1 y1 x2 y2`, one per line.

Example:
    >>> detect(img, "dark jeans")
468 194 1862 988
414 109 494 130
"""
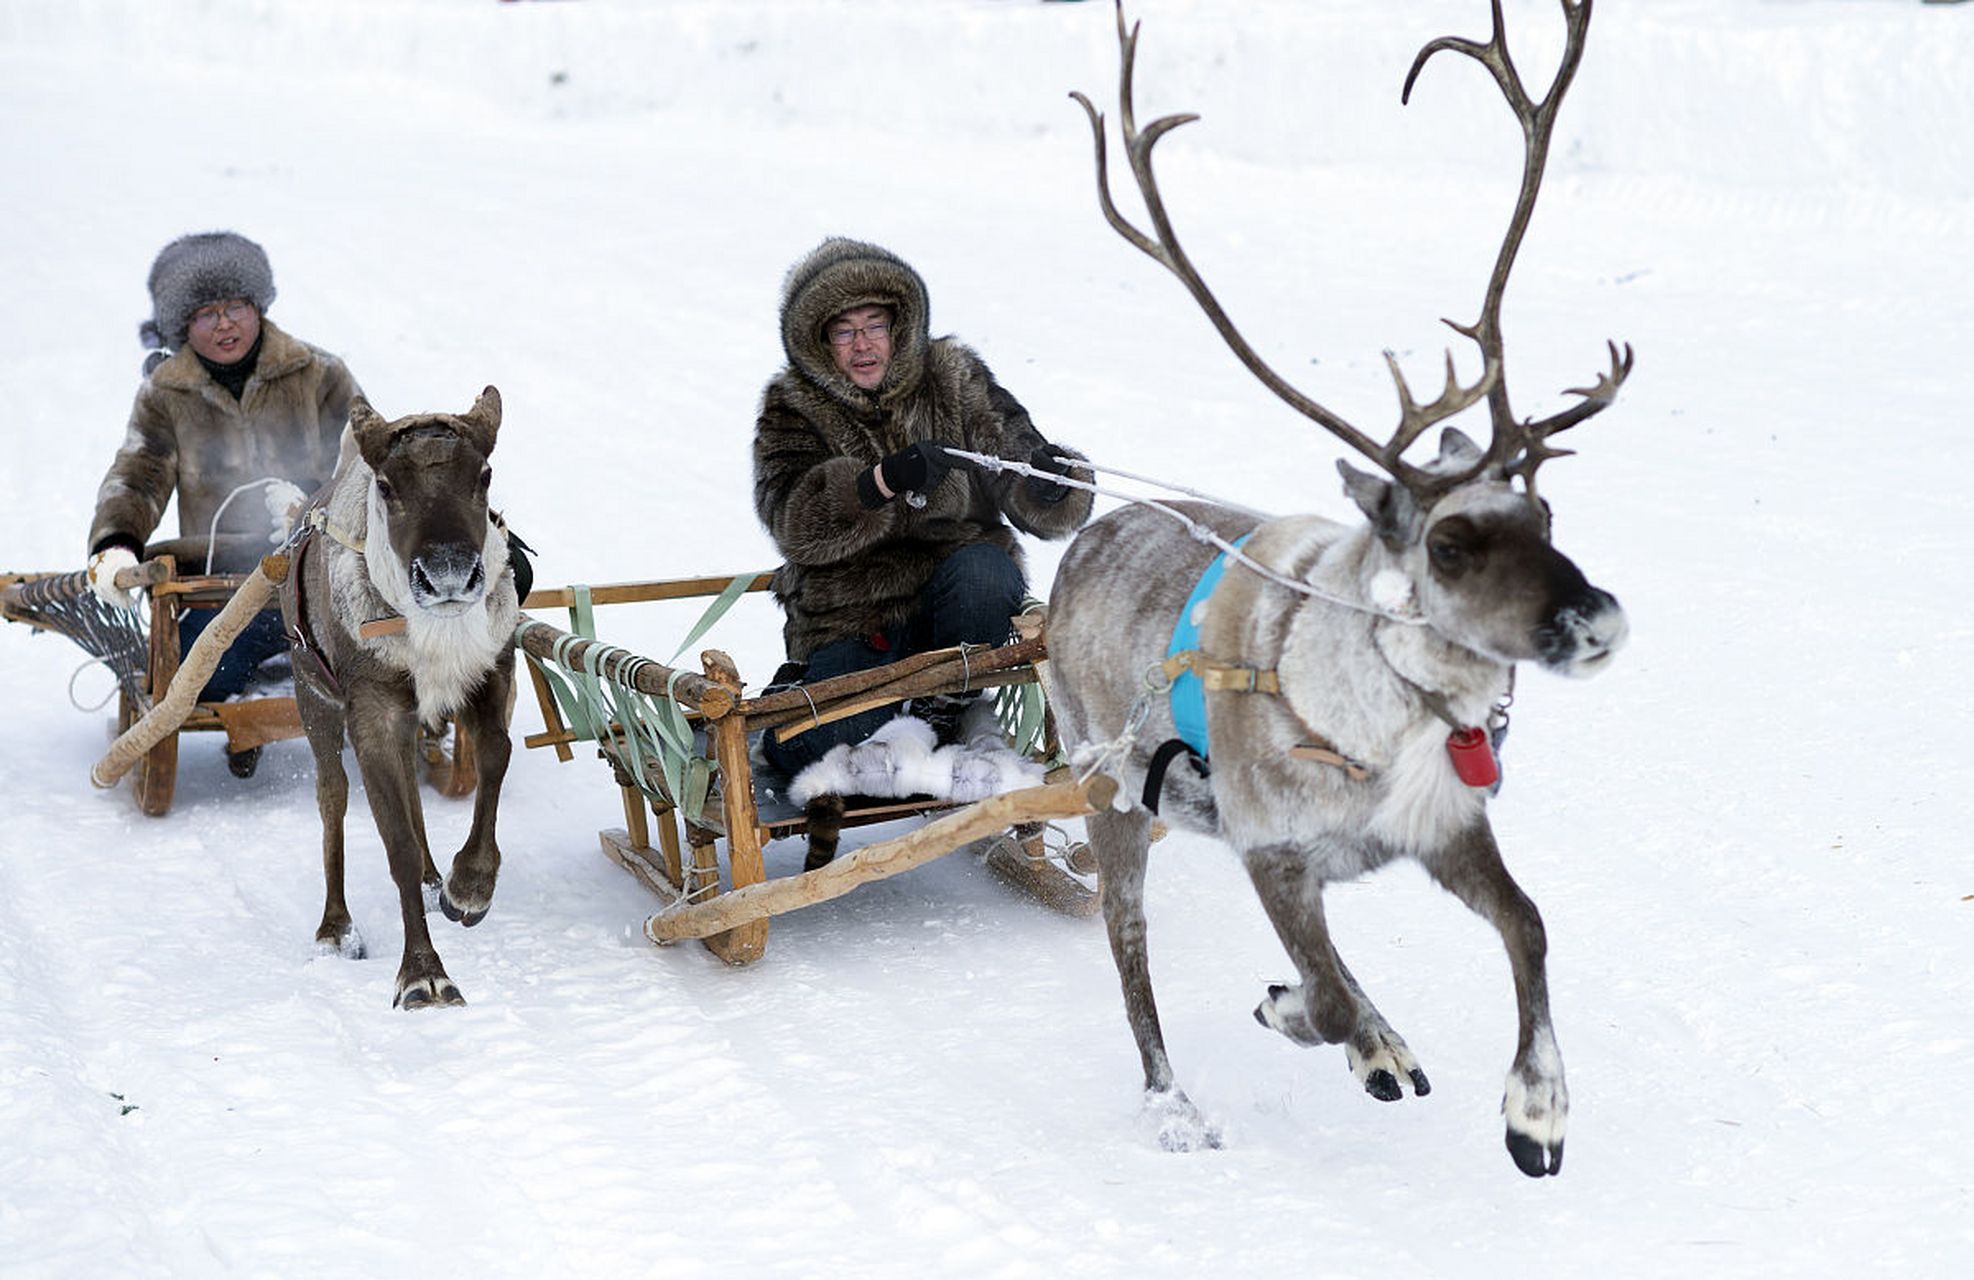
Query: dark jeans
765 542 1025 777
178 606 291 702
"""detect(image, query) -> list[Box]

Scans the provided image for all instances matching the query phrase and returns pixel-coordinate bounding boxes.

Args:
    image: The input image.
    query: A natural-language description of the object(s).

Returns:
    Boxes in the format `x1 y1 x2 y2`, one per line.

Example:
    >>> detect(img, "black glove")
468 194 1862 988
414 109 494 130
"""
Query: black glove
858 442 952 509
1024 444 1074 504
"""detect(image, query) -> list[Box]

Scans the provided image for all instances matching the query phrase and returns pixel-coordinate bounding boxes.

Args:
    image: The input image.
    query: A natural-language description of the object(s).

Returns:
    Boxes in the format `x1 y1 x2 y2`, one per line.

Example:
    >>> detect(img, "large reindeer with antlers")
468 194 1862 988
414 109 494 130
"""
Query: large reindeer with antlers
1044 0 1631 1177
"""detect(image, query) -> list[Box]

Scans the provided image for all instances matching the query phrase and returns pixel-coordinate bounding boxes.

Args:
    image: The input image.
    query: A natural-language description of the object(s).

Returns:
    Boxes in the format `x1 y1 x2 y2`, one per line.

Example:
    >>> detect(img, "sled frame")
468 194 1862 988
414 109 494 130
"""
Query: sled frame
517 573 1109 966
3 547 476 815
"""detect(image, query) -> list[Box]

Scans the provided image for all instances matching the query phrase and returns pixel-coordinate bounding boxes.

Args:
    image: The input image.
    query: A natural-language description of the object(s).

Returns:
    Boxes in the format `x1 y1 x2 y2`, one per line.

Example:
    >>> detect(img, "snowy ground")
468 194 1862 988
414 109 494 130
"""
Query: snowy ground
2 1 1970 1275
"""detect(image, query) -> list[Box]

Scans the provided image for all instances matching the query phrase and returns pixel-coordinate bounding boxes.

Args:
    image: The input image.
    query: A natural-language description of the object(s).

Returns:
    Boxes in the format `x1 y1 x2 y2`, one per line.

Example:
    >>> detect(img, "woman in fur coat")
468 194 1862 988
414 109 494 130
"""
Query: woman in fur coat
84 231 361 776
753 236 1094 777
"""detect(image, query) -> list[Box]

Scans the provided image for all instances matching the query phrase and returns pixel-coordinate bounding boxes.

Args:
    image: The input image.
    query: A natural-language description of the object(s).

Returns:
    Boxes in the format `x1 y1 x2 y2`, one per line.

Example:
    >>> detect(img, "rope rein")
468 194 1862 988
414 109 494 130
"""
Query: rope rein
942 447 1427 628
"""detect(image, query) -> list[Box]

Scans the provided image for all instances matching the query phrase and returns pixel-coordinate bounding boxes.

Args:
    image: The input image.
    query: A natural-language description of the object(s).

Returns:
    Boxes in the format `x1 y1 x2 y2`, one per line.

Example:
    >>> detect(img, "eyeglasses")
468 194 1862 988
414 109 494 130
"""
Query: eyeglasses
826 319 891 347
189 301 256 332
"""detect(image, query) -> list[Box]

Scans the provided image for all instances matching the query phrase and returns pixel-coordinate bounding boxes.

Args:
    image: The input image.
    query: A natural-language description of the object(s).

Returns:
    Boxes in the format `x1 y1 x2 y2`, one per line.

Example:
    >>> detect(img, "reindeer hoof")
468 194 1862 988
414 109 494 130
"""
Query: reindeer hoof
438 886 489 928
1143 1088 1223 1152
1253 982 1325 1046
314 923 366 960
1502 1069 1567 1176
394 977 465 1010
1506 1130 1564 1177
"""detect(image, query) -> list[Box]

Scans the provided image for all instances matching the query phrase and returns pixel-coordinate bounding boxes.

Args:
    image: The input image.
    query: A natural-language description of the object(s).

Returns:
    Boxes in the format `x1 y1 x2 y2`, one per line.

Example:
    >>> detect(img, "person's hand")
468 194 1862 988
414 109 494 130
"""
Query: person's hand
1025 444 1075 503
87 546 141 611
860 442 953 508
263 479 308 541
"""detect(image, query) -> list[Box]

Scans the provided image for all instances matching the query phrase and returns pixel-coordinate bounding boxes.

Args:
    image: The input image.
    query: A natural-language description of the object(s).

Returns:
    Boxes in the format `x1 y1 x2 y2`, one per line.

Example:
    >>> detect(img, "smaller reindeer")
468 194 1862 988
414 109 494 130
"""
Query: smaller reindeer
284 387 520 1009
1049 0 1630 1175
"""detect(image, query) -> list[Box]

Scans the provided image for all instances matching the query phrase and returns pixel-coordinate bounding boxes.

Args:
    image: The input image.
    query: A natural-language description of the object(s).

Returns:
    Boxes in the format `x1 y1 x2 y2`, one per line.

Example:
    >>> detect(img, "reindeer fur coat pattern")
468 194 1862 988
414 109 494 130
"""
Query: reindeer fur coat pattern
753 237 1094 661
89 320 359 572
299 422 519 727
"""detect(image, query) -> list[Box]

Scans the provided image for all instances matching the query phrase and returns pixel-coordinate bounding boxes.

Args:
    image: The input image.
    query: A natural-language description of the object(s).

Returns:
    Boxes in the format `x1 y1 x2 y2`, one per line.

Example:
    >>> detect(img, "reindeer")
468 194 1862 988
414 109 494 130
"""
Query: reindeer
1045 0 1631 1176
284 387 520 1009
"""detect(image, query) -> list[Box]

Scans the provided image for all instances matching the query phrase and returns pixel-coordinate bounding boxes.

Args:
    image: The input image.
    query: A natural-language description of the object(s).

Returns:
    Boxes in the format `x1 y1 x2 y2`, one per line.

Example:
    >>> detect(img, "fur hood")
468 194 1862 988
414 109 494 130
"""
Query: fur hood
778 237 931 417
755 237 1094 661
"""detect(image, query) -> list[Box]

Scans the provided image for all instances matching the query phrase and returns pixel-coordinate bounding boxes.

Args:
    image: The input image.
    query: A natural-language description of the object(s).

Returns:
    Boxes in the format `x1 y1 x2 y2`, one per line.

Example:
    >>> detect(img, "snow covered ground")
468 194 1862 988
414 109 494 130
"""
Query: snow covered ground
2 0 1969 1275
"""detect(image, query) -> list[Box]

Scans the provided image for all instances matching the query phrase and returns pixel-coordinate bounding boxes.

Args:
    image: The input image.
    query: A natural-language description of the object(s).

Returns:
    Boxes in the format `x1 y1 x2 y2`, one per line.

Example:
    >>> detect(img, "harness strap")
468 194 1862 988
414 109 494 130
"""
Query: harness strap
1288 742 1371 782
281 526 341 699
305 506 365 555
1141 737 1208 815
1160 648 1281 694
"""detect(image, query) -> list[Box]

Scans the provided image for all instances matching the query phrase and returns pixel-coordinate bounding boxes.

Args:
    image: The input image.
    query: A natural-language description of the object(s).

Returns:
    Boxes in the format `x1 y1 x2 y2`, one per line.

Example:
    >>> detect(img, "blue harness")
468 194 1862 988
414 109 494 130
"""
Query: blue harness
1164 535 1251 759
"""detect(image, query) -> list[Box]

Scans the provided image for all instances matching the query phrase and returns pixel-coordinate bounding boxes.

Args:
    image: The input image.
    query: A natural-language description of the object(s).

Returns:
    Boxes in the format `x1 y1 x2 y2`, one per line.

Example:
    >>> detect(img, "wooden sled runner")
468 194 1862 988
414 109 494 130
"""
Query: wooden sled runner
517 572 1113 965
3 537 476 815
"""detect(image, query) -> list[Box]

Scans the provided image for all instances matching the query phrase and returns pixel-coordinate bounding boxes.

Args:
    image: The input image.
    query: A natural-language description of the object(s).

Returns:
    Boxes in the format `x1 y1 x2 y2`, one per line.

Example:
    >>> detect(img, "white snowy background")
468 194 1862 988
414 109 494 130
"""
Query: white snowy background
2 0 1969 1275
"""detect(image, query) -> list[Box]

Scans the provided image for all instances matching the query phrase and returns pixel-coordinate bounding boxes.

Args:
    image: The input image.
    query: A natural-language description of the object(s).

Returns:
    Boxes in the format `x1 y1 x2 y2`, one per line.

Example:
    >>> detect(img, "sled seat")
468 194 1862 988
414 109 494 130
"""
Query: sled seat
517 572 1110 965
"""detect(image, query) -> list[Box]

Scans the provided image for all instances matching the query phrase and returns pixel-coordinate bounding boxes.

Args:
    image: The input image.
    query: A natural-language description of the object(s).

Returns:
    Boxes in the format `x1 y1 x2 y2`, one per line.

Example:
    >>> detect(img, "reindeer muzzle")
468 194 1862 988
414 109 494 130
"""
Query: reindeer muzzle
1536 588 1628 676
408 544 487 612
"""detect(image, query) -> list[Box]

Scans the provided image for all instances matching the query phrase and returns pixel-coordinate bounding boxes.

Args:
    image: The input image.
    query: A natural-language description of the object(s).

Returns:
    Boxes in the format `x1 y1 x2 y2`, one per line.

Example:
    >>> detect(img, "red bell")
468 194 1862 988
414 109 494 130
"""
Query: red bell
1446 726 1500 788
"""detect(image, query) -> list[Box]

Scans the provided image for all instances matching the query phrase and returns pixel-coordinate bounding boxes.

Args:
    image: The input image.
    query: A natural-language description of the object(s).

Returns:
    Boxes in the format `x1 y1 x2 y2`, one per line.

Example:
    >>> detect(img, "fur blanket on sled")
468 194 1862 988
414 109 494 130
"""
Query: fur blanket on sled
786 713 1044 806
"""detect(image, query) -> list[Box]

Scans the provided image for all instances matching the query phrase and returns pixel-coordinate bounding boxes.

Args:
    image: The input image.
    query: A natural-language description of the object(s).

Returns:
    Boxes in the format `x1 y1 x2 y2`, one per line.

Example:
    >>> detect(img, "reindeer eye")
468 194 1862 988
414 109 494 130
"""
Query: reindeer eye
375 477 394 501
479 467 492 491
1429 540 1465 571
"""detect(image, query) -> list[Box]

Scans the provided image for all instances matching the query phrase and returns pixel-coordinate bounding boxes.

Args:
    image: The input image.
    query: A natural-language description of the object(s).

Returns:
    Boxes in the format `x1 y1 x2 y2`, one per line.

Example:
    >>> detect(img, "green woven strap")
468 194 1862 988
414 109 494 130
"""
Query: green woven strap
520 573 759 824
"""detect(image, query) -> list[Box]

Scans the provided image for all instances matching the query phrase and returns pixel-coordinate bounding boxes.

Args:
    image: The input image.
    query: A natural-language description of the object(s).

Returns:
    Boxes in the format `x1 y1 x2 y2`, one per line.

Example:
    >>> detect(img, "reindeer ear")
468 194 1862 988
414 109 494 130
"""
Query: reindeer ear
1436 426 1483 469
1337 459 1422 550
350 396 396 470
456 385 501 456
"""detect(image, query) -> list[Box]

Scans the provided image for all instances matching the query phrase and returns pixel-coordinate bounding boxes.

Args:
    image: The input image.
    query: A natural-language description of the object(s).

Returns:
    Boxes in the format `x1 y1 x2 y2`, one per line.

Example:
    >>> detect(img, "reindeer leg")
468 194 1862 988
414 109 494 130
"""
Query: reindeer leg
403 754 443 913
438 660 513 928
1427 822 1566 1178
349 696 462 1009
1090 804 1222 1152
1243 843 1429 1102
298 682 365 960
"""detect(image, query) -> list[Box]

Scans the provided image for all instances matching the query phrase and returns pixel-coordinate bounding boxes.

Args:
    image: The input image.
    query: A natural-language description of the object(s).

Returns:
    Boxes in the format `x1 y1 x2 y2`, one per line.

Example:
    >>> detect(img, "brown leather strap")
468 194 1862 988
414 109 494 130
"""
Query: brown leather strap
1288 742 1370 781
1160 648 1280 693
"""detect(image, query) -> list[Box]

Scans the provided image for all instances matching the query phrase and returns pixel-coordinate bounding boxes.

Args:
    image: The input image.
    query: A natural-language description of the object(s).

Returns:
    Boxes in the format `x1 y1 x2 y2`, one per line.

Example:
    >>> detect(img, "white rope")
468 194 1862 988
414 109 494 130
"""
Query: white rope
67 658 120 714
943 446 1426 627
1042 452 1272 520
202 475 293 574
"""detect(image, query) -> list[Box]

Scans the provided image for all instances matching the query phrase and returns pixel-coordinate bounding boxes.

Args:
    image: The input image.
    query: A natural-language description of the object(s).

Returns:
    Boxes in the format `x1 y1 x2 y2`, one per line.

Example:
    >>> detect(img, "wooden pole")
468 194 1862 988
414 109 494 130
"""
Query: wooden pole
92 556 283 790
700 649 769 964
645 773 1117 944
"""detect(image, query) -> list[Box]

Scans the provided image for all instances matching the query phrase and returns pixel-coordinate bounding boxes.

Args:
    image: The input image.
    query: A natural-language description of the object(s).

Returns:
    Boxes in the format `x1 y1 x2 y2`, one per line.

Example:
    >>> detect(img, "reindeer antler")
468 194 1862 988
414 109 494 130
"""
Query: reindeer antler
1404 0 1632 497
1073 0 1631 504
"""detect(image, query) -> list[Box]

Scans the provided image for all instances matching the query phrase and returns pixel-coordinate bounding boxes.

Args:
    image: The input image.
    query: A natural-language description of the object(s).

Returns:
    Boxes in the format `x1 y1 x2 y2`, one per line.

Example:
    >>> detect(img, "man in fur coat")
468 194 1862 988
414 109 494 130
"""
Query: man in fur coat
754 236 1095 777
85 231 361 776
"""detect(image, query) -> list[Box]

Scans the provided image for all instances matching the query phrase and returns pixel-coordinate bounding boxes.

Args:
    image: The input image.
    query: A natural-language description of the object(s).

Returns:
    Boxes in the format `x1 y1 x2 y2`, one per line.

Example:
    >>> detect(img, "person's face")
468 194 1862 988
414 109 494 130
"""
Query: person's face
185 298 261 365
827 305 893 391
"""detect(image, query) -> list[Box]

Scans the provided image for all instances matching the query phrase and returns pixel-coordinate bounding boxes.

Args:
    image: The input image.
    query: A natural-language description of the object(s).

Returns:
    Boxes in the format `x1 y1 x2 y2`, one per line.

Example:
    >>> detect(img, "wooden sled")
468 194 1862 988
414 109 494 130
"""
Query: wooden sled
3 537 475 816
516 573 1112 966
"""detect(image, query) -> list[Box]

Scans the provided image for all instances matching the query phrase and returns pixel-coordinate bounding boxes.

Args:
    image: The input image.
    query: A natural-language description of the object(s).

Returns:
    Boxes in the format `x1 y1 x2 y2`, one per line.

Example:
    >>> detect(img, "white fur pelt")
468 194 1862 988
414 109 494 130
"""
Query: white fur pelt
787 714 1045 807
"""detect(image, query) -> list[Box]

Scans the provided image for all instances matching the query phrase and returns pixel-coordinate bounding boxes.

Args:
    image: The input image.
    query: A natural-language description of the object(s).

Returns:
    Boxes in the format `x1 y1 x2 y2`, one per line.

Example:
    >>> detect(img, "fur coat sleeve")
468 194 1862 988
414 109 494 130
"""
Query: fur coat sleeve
88 322 358 568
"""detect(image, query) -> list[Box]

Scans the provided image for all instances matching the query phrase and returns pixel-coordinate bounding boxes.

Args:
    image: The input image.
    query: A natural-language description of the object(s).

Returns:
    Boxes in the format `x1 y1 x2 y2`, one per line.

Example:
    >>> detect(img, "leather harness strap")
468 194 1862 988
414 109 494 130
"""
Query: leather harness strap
281 524 341 699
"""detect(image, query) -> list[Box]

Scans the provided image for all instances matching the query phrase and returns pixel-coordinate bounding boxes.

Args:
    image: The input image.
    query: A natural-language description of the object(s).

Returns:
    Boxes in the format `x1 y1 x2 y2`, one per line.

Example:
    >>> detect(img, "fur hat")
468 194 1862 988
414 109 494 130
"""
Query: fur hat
139 231 276 350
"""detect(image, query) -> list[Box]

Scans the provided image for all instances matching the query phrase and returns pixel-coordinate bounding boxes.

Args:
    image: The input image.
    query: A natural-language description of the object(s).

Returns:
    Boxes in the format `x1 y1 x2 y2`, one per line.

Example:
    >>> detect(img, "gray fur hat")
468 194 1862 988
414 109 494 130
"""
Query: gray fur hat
139 231 276 350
